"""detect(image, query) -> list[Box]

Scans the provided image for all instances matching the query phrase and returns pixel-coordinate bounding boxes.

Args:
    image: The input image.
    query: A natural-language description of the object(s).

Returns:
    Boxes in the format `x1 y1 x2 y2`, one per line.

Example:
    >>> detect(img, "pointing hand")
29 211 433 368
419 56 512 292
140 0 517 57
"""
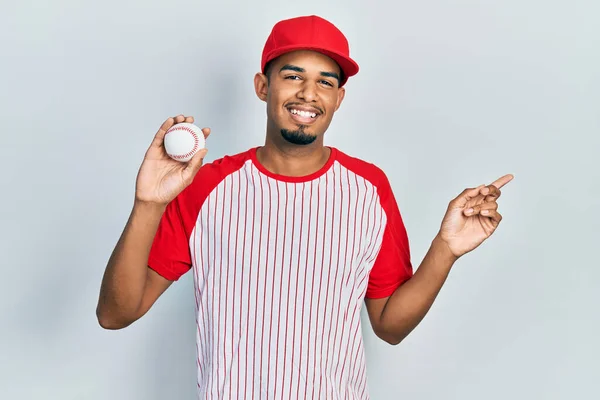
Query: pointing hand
438 174 514 258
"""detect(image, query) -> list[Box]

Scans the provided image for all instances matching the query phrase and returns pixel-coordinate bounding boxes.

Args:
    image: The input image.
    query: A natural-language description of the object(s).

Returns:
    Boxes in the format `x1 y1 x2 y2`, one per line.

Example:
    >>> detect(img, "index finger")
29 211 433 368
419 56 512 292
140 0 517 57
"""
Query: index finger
490 174 514 189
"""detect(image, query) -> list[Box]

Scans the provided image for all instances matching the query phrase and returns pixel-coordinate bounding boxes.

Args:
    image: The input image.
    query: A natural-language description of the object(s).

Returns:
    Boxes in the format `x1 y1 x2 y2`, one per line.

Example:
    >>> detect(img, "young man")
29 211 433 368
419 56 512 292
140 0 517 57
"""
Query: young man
96 15 513 399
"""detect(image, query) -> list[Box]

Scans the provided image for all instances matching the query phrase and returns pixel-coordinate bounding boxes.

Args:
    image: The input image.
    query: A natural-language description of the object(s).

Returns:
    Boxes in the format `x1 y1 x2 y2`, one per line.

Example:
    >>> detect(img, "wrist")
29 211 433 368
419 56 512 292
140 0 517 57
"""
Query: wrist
432 233 460 266
132 199 168 216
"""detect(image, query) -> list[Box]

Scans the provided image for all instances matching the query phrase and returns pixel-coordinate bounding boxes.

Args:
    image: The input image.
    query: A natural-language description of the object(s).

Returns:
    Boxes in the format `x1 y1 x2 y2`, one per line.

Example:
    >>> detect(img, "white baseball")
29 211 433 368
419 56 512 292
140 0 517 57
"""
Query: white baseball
163 122 205 162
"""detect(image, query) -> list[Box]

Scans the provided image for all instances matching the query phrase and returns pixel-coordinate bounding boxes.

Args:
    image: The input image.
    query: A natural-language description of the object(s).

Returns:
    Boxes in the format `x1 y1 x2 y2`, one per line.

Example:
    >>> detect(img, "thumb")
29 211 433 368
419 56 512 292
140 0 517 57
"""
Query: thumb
450 184 486 209
182 148 208 182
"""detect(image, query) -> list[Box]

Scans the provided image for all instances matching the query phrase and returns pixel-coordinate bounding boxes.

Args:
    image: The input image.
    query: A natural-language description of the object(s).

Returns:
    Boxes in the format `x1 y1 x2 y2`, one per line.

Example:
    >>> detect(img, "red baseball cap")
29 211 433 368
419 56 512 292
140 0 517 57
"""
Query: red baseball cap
261 15 359 87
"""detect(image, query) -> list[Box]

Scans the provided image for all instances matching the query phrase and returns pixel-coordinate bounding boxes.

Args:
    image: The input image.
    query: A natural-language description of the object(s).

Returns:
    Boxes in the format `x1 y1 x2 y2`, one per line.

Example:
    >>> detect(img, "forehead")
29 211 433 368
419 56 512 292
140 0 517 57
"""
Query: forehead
273 50 341 74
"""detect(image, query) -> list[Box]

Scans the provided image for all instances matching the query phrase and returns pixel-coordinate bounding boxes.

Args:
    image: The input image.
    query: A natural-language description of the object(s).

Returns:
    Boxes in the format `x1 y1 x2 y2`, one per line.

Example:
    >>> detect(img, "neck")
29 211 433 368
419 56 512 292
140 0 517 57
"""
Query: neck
256 136 331 177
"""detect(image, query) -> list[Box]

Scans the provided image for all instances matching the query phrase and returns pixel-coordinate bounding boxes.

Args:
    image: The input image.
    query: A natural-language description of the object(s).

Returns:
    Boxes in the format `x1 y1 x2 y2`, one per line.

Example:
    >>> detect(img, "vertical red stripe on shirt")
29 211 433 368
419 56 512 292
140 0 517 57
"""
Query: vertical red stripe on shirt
252 171 266 400
302 178 320 399
292 180 311 399
266 179 280 398
273 181 290 399
244 167 257 399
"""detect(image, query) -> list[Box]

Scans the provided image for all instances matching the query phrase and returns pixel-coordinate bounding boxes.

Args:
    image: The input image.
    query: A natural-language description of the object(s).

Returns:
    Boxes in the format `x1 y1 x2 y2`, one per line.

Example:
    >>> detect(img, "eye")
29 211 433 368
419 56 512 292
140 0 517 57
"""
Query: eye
320 80 333 87
285 75 301 80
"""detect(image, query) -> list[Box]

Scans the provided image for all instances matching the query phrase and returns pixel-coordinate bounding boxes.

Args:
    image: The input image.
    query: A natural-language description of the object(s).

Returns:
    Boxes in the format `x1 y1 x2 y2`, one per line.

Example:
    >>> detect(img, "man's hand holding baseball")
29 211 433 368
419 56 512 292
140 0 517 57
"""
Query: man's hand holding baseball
135 114 210 206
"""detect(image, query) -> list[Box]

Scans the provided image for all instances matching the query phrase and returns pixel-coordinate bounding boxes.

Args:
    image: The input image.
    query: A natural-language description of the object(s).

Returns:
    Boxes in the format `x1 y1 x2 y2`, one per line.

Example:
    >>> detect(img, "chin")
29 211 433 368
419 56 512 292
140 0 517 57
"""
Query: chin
280 128 318 145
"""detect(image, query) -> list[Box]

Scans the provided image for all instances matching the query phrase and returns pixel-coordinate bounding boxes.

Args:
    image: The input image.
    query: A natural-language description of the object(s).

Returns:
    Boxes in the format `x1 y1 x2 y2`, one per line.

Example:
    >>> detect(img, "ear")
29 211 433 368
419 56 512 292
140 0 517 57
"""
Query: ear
334 87 346 111
254 73 268 102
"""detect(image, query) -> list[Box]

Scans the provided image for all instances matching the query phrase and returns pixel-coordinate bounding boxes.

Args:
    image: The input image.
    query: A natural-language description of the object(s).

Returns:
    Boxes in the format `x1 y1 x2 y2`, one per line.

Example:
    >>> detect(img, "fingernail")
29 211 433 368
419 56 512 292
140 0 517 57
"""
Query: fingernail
465 208 473 215
482 210 489 215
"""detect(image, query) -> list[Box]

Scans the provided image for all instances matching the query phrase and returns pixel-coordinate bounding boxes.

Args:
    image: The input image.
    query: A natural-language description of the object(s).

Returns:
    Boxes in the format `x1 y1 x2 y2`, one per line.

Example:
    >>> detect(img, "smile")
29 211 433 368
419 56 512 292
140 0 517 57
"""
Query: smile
286 107 320 124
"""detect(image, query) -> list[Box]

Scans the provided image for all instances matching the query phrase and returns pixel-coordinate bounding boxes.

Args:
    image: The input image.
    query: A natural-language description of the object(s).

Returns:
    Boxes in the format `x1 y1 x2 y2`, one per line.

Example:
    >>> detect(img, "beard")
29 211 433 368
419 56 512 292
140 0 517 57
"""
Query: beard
280 125 317 145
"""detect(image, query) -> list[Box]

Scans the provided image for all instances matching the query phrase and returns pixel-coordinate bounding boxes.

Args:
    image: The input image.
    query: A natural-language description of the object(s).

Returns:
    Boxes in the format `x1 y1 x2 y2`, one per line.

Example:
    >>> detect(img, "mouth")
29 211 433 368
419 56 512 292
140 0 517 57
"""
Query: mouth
286 105 321 125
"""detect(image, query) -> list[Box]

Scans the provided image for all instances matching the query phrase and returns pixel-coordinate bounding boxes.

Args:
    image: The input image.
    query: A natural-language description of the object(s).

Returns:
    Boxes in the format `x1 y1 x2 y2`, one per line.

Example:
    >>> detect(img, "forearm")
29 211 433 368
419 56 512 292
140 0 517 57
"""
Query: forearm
378 234 458 344
96 201 166 327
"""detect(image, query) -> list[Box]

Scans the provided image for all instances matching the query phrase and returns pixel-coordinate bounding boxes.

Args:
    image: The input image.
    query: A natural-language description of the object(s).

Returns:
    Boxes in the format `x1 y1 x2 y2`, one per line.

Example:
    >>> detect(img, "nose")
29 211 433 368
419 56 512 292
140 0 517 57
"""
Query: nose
297 81 318 102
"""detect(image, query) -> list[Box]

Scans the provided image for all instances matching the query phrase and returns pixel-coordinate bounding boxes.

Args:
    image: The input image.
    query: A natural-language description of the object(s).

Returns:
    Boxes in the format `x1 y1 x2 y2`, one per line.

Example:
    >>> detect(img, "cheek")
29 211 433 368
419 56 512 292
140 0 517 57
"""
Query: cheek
322 88 339 102
266 89 284 110
323 94 340 114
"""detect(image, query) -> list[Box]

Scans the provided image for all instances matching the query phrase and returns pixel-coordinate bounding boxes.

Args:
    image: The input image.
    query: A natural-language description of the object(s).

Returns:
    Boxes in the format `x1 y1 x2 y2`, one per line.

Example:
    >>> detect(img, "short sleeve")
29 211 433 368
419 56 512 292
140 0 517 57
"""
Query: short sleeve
145 151 251 281
147 195 193 281
365 173 413 299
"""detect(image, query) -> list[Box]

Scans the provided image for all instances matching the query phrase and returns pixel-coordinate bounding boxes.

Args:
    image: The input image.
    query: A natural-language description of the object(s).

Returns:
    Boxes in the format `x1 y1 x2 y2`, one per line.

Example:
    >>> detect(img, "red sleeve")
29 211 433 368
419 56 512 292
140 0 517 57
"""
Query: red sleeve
147 192 194 281
146 151 250 281
365 172 413 299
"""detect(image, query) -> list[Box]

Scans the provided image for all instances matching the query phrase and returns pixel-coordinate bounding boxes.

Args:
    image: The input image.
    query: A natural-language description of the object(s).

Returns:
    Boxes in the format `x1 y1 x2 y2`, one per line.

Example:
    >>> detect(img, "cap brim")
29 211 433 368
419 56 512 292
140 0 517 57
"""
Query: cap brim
262 45 359 87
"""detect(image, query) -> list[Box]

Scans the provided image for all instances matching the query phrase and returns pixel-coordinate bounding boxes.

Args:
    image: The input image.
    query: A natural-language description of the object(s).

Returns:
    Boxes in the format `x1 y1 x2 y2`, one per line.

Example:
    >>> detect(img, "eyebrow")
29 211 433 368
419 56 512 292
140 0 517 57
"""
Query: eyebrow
279 64 340 85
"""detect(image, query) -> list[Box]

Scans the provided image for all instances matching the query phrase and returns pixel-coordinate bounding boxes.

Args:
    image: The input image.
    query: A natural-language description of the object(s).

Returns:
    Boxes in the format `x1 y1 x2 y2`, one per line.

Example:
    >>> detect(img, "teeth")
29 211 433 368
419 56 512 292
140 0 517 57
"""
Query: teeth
290 109 317 118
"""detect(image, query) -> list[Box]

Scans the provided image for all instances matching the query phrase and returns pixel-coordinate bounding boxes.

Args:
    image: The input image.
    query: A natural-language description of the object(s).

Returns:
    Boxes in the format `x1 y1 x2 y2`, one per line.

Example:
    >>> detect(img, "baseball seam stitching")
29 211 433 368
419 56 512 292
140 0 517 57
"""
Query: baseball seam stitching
167 125 200 160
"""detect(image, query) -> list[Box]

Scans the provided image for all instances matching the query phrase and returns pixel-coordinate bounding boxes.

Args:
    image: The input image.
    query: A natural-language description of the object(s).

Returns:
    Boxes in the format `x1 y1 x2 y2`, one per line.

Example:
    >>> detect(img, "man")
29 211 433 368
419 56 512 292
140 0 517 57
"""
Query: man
96 15 513 398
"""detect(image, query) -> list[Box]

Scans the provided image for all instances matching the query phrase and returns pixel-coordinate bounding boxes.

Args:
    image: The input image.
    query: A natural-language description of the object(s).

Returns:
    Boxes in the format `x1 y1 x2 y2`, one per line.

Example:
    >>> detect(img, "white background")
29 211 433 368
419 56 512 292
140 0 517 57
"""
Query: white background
1 0 599 398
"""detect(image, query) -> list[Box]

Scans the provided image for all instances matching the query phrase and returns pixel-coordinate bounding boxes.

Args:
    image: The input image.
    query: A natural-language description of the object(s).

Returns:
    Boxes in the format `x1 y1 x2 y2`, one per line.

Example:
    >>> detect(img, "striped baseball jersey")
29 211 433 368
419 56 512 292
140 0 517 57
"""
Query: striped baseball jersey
148 146 413 399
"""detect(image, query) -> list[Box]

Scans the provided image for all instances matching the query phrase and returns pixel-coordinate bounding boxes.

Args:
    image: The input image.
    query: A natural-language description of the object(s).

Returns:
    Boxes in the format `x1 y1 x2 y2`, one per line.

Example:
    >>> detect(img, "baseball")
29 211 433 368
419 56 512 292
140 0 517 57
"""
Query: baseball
163 122 205 162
